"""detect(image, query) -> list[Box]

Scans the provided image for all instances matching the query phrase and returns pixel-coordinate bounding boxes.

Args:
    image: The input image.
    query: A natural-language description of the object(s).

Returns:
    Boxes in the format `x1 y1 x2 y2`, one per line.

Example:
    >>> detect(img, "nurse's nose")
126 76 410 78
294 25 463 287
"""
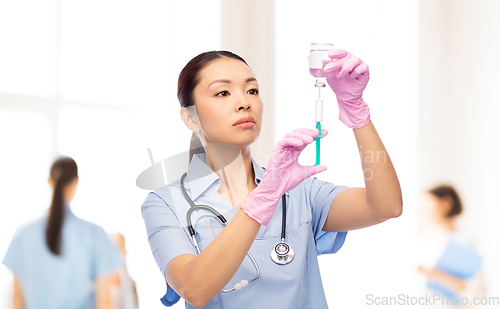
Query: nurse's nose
237 97 251 111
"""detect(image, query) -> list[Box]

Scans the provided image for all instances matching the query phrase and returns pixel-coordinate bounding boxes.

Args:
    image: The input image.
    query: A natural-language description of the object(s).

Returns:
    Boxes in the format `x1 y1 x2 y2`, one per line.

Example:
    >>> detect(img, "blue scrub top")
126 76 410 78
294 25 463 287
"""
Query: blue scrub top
2 203 123 309
141 153 348 308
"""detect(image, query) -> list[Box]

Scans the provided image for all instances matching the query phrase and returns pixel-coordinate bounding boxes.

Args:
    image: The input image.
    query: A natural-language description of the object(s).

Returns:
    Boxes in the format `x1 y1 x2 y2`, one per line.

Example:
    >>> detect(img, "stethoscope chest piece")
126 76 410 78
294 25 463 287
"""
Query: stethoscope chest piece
271 242 294 265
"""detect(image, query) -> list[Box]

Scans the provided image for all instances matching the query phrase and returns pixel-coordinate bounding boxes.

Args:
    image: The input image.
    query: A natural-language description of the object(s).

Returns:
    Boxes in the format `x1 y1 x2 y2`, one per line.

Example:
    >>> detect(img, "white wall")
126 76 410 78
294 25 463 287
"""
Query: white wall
419 0 500 299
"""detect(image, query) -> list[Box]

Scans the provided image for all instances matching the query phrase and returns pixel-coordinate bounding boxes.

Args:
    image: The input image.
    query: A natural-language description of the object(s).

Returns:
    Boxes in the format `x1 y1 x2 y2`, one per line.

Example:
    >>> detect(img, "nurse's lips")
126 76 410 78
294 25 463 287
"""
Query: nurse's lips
233 116 256 128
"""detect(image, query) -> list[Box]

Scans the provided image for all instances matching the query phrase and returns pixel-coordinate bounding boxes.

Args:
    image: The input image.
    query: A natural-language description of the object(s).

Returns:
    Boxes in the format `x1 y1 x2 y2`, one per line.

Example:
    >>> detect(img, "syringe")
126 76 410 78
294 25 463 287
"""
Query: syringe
315 87 323 166
309 43 333 166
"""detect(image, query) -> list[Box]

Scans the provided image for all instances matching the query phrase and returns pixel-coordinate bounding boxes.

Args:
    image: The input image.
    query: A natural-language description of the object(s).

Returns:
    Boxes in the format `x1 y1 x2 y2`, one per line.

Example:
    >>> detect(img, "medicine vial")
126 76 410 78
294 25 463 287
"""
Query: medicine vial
309 43 334 87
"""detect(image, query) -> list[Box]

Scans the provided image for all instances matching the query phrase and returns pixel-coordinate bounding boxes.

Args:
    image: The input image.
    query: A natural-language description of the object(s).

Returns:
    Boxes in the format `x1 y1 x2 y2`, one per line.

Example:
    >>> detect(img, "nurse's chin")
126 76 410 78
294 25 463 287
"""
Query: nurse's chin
231 136 259 148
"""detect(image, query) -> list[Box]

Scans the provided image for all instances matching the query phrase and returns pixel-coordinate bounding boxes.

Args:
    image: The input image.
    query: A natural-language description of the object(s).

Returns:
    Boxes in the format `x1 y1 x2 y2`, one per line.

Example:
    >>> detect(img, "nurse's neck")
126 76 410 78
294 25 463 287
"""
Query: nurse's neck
436 216 457 234
204 142 256 207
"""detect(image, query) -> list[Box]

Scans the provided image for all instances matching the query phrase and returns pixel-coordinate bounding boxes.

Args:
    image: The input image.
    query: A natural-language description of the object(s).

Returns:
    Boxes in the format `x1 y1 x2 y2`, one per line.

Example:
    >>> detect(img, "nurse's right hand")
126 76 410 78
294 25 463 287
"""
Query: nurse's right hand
240 128 328 226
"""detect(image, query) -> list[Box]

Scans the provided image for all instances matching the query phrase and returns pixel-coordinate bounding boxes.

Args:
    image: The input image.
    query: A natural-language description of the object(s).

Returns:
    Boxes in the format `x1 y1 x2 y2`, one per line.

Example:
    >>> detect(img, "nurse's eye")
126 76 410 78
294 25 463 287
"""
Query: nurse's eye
216 91 229 97
248 88 259 95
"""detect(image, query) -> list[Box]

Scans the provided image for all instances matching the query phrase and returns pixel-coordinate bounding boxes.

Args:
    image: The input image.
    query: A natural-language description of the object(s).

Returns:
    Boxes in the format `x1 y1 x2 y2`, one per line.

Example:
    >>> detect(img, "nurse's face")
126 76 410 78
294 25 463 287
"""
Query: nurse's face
191 57 263 148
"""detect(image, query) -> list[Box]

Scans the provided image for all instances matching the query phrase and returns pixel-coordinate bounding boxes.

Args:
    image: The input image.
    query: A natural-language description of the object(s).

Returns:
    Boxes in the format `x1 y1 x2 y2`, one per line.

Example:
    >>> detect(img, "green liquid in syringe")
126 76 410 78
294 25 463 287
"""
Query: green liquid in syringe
315 86 323 166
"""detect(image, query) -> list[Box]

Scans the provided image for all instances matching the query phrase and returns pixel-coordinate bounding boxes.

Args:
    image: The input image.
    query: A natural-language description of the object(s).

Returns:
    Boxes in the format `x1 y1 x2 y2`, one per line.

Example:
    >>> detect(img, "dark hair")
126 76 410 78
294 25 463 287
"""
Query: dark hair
45 156 78 255
177 50 249 164
428 185 463 218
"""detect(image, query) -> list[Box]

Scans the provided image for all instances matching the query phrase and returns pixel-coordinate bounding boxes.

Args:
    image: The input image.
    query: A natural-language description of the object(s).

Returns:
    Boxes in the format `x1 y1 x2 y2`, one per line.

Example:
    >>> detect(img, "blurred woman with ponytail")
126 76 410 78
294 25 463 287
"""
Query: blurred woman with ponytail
2 156 124 309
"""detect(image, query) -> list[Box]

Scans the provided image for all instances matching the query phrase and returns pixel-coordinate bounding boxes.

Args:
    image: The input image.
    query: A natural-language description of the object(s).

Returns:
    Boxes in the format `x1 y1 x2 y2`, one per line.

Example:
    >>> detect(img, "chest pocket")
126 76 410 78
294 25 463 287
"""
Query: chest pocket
251 221 311 305
207 222 313 308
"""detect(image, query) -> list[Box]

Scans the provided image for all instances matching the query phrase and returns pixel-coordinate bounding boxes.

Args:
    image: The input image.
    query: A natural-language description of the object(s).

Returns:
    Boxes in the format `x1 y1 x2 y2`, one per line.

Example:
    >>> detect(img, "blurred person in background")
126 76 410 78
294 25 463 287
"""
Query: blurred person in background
109 232 139 309
417 185 487 308
2 156 123 309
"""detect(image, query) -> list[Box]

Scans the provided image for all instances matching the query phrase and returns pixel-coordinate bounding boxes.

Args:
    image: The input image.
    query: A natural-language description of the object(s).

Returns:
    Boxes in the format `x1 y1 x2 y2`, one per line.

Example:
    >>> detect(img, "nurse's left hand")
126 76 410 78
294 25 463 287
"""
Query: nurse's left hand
322 49 371 129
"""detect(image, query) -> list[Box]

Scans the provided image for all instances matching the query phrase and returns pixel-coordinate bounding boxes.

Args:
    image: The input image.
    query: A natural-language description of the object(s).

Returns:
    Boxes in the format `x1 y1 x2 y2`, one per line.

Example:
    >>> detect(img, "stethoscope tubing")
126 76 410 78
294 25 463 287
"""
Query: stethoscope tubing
181 172 261 292
180 170 293 292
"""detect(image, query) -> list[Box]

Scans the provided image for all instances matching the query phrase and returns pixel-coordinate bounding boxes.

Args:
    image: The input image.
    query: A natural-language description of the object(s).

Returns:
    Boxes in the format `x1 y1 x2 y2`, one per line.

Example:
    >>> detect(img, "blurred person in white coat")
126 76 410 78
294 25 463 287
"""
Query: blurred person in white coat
109 233 139 309
417 185 487 308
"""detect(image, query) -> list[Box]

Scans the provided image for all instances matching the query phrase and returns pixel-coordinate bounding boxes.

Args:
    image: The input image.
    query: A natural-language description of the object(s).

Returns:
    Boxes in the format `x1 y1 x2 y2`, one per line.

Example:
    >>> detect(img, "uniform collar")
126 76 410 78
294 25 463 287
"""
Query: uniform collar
186 152 264 201
64 202 74 217
45 202 74 218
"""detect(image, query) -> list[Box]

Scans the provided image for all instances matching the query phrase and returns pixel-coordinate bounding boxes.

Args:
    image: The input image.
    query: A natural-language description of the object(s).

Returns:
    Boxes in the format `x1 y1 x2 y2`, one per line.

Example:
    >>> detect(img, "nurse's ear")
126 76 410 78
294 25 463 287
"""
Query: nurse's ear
180 106 202 133
48 178 54 189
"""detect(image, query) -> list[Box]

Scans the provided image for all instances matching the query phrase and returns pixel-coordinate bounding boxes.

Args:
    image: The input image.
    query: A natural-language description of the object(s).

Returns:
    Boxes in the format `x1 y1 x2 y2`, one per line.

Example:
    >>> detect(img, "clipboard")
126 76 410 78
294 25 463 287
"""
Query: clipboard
426 236 483 299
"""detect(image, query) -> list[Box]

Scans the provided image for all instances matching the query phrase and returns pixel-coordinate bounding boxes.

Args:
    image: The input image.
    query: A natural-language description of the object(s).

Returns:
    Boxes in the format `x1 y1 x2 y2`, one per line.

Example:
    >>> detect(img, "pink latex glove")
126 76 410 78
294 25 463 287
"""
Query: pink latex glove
240 128 328 226
323 49 371 129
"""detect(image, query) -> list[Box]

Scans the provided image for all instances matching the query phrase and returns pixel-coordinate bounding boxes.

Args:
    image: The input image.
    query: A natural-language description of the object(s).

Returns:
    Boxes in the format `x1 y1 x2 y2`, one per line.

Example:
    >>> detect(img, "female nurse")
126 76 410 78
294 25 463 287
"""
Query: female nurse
417 185 487 307
2 156 123 309
141 49 403 308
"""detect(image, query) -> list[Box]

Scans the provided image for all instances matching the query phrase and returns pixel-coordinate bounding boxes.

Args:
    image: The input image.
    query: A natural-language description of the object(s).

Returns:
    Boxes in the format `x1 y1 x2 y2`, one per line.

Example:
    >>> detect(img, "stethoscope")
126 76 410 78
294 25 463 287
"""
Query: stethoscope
180 171 294 292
